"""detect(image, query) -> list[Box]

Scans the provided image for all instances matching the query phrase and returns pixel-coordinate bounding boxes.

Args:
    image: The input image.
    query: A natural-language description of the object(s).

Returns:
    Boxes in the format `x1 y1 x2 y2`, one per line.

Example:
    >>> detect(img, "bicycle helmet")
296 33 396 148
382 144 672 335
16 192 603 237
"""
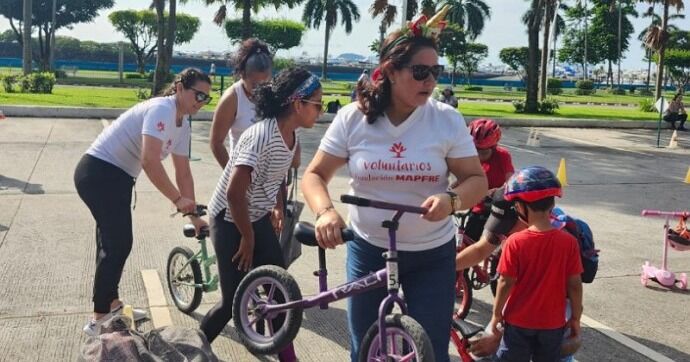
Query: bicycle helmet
504 166 562 202
469 118 501 149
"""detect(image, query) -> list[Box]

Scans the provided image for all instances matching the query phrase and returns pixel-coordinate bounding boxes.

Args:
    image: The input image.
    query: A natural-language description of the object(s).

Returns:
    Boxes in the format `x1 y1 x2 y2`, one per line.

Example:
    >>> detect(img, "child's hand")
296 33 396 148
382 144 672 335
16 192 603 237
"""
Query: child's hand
271 206 284 235
232 235 255 272
468 330 501 357
566 318 581 339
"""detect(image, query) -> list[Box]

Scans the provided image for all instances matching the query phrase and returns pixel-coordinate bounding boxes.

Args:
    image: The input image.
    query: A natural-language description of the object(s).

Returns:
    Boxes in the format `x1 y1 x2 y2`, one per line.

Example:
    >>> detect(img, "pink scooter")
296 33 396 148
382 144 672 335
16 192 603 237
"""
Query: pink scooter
640 210 690 290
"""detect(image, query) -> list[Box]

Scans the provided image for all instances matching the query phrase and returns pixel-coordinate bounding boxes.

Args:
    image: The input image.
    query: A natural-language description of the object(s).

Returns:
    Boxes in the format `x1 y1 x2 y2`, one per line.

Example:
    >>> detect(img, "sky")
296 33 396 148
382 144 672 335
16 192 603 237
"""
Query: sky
0 0 687 70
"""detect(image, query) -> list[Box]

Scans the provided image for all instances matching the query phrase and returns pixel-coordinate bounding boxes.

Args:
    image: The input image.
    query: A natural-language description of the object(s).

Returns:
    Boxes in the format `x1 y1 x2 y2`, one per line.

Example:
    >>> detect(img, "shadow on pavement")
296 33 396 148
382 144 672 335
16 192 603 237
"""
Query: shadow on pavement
0 175 45 194
0 224 8 232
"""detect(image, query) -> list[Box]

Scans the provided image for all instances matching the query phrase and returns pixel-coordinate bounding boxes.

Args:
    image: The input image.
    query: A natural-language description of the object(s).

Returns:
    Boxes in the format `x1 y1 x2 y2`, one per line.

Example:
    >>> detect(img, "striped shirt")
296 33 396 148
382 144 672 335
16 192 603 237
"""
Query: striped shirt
209 118 295 223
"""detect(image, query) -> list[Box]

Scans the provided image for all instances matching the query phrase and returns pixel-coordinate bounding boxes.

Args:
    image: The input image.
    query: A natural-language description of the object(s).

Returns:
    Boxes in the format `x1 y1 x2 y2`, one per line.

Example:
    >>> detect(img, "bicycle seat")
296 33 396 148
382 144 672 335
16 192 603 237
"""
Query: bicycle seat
183 224 209 239
451 319 484 339
293 222 354 247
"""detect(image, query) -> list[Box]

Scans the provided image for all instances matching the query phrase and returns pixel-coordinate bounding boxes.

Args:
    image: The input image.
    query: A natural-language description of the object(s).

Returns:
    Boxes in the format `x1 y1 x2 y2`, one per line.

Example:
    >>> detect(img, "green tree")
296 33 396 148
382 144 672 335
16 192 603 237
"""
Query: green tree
441 0 491 40
638 5 683 87
654 48 690 91
109 10 199 74
225 19 305 50
302 0 361 79
588 0 637 87
0 0 115 71
558 2 603 76
499 47 529 83
203 0 302 40
370 0 398 54
438 23 467 85
524 0 543 113
457 43 488 85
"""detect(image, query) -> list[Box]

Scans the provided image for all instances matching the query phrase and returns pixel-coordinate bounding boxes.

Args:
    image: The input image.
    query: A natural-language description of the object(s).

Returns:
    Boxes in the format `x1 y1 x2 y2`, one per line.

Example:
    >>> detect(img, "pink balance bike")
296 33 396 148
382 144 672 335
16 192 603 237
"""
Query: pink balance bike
640 209 690 290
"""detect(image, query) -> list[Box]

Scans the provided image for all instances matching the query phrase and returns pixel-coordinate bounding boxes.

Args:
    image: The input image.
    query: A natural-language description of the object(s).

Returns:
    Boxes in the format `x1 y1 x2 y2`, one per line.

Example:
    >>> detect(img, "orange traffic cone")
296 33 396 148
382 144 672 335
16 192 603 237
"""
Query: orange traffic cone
557 158 568 186
684 166 690 184
669 130 679 149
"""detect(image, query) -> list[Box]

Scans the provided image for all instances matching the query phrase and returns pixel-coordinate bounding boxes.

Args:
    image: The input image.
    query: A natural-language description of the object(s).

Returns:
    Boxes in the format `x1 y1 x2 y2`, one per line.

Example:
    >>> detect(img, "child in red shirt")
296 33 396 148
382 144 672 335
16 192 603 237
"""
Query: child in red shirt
464 119 515 241
490 166 583 361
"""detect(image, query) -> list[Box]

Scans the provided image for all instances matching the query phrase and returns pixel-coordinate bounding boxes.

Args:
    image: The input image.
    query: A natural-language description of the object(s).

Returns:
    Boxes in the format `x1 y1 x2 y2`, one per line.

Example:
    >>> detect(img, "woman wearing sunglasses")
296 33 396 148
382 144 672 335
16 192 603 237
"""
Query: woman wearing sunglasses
74 67 211 336
202 67 322 362
301 10 488 362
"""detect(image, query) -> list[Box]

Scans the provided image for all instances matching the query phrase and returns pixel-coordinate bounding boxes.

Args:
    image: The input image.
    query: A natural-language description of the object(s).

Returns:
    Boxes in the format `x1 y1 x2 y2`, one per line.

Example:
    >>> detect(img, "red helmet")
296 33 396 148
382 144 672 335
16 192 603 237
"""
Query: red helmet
469 119 501 149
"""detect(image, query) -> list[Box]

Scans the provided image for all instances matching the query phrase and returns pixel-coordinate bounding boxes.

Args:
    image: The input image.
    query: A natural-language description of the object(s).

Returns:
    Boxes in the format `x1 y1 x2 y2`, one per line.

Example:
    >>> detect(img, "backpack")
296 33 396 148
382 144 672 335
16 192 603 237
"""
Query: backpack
552 207 599 283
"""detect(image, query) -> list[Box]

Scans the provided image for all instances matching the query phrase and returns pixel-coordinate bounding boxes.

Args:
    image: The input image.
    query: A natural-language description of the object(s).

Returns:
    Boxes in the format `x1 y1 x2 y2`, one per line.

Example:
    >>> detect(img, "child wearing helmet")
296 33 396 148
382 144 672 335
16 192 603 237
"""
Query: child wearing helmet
463 119 515 242
489 166 583 361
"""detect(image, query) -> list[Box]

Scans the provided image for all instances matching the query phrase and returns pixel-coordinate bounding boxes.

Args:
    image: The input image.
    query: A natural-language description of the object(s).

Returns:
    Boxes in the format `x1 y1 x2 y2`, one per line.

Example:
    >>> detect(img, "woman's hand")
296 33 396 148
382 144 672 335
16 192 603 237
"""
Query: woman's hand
271 206 284 235
420 193 453 222
175 196 196 214
315 209 346 249
190 216 208 236
232 235 255 272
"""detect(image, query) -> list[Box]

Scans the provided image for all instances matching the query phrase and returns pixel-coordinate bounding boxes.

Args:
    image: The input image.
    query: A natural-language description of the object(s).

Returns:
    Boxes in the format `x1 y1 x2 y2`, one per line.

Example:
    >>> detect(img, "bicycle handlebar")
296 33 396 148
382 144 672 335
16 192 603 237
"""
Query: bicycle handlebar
171 204 208 218
641 209 689 218
340 195 428 215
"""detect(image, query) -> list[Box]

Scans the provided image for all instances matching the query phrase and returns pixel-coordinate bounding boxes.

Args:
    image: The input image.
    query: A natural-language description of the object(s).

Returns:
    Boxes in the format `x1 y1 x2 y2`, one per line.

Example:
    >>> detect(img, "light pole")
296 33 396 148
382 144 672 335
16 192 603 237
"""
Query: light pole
49 0 57 71
617 0 623 88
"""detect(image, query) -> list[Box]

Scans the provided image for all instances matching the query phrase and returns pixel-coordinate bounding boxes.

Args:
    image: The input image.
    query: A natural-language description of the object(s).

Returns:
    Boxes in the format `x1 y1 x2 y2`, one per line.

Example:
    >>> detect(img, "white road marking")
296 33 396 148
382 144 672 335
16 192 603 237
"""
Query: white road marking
141 269 173 328
581 314 675 362
546 133 651 156
502 143 546 156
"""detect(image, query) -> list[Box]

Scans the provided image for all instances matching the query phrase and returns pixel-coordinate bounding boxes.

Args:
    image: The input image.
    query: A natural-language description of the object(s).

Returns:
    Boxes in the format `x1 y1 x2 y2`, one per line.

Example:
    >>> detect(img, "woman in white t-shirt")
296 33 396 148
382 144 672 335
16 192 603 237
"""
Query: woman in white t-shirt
201 68 322 362
73 68 211 336
301 27 488 362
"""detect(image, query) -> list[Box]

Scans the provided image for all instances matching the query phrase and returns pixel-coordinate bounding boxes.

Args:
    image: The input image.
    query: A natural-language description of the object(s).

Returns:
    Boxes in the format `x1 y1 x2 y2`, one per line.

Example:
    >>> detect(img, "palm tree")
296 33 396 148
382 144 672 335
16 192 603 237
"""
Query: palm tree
551 4 567 77
638 4 684 88
22 0 32 75
204 0 302 39
441 0 491 40
303 0 360 80
525 0 544 113
371 0 397 53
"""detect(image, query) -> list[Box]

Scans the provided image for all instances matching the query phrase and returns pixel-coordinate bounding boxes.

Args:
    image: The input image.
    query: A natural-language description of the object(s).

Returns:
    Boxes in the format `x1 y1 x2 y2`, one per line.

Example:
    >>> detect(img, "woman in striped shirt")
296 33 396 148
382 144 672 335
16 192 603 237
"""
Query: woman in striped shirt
201 67 322 362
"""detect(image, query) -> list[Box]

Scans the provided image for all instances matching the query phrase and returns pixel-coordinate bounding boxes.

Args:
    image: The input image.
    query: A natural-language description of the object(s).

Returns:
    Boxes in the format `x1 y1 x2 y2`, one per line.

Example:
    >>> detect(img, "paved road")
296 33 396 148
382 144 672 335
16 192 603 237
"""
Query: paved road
0 117 688 361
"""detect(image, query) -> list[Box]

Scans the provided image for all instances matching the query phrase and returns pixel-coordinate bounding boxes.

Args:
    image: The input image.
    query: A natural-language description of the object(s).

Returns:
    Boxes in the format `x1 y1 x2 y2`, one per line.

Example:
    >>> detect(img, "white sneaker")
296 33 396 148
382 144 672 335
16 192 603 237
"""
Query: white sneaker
110 304 148 322
83 315 112 337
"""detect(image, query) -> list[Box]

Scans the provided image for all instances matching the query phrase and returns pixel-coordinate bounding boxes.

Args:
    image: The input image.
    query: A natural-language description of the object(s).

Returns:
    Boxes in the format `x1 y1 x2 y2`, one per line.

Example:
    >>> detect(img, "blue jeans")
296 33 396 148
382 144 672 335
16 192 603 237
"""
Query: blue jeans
496 324 565 362
346 235 456 362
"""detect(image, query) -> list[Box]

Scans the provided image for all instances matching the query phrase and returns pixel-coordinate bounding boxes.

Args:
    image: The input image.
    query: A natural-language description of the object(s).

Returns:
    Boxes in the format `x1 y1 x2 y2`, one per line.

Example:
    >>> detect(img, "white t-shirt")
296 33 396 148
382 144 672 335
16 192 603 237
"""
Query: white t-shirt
227 80 257 152
319 99 477 251
87 96 190 177
209 118 295 223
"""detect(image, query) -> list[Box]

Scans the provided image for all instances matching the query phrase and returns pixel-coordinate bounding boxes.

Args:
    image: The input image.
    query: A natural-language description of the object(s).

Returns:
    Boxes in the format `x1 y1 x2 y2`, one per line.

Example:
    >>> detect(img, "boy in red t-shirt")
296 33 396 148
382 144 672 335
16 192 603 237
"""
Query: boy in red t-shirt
490 166 583 361
464 119 515 241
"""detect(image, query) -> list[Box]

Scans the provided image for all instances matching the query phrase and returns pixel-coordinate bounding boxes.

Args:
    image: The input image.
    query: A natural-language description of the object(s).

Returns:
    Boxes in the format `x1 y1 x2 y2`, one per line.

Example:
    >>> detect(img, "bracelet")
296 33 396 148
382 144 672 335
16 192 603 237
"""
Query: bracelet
445 191 458 215
315 205 335 220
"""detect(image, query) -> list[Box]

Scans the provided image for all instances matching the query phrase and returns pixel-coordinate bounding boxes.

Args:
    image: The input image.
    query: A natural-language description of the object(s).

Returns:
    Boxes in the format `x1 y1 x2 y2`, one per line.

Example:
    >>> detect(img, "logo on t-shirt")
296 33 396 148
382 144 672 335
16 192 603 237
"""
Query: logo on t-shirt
157 121 165 132
389 142 407 158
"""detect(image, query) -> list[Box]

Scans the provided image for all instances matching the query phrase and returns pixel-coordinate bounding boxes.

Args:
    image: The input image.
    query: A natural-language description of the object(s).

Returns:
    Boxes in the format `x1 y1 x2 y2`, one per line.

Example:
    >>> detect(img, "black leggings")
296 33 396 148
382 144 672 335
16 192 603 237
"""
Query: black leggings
74 154 135 314
200 210 285 343
664 113 687 129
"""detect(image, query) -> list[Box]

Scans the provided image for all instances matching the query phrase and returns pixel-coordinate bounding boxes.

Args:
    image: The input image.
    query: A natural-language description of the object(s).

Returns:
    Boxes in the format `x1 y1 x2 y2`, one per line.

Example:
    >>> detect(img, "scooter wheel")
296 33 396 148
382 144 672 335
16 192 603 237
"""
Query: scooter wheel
676 273 687 290
640 273 648 287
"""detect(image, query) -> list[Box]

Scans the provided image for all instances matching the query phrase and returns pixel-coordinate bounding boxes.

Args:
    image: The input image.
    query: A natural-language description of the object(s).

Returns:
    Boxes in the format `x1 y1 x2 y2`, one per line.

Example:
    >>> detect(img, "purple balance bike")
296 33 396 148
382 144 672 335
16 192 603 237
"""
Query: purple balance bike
232 195 435 361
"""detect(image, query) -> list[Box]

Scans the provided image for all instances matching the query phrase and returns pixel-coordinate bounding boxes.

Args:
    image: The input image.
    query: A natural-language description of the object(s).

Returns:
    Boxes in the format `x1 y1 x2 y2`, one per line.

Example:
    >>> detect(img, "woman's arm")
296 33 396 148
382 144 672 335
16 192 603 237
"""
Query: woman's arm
210 89 238 168
301 150 348 248
227 165 255 271
171 153 195 203
141 135 194 212
448 156 488 212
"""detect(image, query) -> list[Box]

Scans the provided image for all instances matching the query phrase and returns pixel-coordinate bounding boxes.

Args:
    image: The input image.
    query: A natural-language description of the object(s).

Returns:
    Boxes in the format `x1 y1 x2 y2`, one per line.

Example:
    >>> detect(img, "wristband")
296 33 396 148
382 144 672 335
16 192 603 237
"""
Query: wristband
446 191 458 215
316 205 335 220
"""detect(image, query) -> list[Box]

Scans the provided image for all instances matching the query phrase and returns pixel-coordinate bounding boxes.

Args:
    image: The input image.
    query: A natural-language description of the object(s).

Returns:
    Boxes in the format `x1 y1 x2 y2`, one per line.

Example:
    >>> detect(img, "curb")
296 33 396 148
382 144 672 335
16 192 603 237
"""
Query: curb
0 105 664 129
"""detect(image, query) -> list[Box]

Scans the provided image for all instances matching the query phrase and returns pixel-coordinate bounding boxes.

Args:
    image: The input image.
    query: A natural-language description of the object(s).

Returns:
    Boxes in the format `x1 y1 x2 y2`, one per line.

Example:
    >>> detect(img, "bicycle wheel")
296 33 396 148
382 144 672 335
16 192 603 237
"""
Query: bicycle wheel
454 269 473 319
233 265 303 355
167 246 203 314
359 314 435 362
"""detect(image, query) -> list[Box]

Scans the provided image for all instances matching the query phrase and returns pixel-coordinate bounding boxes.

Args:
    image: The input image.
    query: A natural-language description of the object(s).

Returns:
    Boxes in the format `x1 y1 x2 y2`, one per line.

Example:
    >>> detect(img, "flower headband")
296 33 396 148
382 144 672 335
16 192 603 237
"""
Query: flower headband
379 5 451 59
283 73 321 105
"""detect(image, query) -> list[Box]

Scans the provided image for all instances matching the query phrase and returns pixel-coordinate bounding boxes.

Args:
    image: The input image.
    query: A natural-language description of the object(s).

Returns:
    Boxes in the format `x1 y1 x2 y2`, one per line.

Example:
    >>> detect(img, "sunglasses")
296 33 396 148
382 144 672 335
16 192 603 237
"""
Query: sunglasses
406 64 444 81
302 99 324 112
189 87 212 104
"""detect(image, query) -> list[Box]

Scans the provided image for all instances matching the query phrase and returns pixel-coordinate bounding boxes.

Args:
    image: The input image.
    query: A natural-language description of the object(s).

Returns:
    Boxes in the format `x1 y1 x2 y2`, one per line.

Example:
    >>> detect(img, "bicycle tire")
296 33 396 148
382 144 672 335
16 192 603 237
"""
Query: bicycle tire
454 269 473 319
167 246 203 314
359 314 435 362
233 265 303 355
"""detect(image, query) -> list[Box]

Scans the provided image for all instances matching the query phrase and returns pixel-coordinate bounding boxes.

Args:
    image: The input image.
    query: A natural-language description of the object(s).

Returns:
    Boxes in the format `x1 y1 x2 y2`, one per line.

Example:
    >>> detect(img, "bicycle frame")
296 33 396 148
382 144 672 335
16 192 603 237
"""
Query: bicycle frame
172 236 219 293
260 195 428 356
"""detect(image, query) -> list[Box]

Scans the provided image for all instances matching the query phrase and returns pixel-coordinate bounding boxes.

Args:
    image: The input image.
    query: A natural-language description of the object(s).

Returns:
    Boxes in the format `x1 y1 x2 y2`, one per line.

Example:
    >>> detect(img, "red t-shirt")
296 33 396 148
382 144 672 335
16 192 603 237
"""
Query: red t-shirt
498 228 583 329
483 146 514 189
471 146 514 213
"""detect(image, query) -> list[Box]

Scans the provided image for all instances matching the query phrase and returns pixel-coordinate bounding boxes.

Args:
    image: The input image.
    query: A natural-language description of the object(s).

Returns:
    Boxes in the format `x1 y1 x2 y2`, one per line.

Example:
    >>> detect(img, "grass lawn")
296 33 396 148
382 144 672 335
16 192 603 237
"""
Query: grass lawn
0 84 660 122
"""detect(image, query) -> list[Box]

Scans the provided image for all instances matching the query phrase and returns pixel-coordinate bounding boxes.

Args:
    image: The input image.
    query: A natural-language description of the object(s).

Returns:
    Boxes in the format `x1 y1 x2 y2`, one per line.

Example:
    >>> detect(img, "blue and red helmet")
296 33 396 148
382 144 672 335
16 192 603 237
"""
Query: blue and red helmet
504 166 562 202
